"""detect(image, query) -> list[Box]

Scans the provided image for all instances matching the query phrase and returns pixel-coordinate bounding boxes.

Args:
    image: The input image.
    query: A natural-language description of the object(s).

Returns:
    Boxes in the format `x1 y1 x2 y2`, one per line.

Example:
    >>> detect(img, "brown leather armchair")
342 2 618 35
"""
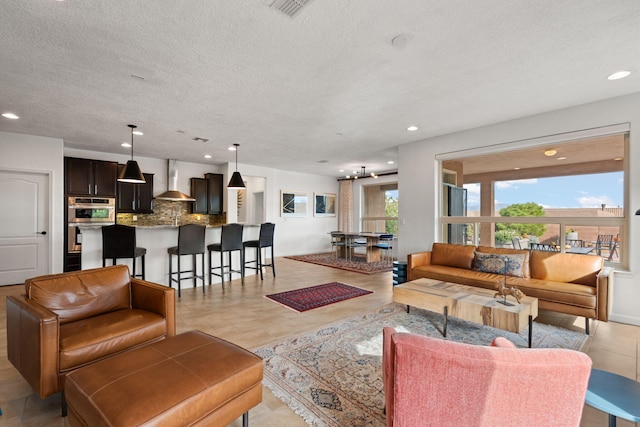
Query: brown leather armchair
7 265 176 403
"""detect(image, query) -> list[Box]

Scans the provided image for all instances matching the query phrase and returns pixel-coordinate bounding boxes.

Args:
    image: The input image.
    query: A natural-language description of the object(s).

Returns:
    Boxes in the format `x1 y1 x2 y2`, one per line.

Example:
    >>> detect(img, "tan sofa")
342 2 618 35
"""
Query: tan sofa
6 265 176 402
408 243 612 328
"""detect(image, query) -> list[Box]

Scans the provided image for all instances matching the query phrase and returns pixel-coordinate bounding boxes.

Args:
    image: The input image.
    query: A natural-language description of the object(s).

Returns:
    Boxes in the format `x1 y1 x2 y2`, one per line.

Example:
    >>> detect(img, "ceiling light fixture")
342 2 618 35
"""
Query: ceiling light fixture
352 166 377 180
117 124 146 183
544 149 557 157
227 143 245 189
2 112 19 119
407 126 418 131
608 71 631 80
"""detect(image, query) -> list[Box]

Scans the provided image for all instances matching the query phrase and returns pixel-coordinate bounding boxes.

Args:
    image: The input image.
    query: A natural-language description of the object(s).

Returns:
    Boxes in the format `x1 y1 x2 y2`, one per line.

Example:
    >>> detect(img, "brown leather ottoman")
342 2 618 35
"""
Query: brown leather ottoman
64 330 263 426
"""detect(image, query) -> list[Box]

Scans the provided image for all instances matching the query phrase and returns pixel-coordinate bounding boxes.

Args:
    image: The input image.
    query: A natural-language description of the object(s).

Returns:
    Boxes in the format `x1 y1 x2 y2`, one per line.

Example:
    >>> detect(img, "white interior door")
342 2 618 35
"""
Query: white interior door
0 170 49 285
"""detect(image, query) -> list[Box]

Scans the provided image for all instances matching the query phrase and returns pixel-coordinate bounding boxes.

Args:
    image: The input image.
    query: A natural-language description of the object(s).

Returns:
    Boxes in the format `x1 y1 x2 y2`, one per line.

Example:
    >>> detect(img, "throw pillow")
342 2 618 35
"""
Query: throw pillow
472 252 525 278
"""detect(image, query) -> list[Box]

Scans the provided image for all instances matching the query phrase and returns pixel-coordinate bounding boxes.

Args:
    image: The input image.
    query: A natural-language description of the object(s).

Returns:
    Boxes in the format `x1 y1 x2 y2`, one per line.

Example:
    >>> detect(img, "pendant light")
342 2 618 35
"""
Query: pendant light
118 124 146 183
227 143 245 189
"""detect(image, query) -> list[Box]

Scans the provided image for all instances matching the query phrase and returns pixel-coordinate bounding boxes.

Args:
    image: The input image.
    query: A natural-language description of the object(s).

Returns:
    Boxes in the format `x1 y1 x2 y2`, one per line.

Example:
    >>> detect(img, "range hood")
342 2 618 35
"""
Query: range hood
154 159 195 201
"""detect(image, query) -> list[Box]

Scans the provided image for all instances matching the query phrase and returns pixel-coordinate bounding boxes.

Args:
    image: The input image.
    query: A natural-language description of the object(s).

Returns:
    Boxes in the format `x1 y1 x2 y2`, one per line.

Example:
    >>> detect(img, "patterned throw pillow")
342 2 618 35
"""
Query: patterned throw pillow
472 252 525 278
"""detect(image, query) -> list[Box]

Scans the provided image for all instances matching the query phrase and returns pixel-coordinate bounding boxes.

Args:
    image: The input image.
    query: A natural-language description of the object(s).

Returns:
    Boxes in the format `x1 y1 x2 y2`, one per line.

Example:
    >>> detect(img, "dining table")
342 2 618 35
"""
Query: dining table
331 232 383 262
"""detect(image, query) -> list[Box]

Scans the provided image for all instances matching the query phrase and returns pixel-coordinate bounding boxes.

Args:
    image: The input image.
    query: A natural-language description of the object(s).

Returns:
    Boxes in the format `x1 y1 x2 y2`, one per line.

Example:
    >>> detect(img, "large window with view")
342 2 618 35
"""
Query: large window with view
361 183 398 235
439 130 627 268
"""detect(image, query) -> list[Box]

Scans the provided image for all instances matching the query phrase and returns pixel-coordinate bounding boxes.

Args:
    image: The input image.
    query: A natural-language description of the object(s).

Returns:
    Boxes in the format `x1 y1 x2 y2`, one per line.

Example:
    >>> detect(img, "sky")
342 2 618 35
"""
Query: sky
464 172 624 211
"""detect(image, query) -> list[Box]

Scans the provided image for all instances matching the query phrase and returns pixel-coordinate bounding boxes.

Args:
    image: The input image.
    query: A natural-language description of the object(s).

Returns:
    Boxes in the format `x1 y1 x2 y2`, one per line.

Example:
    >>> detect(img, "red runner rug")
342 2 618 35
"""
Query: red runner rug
265 282 373 312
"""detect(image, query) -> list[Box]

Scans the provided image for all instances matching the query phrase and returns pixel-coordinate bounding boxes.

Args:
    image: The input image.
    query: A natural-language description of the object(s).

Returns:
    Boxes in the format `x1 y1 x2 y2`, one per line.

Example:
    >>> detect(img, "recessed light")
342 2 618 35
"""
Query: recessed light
407 126 418 131
132 130 143 136
228 146 236 151
121 142 131 147
387 160 395 164
608 71 631 80
2 112 19 119
339 169 344 172
514 167 521 170
613 157 623 161
204 154 212 159
557 156 567 160
544 149 557 157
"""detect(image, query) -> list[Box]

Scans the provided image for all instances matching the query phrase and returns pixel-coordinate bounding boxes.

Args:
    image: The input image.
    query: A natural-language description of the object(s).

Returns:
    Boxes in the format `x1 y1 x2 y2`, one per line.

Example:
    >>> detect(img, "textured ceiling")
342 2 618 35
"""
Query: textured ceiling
0 1 639 177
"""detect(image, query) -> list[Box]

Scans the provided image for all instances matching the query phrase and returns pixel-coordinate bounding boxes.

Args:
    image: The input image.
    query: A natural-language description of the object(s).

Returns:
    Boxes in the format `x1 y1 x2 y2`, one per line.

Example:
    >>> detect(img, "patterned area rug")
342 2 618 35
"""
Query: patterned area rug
285 253 393 274
265 282 373 312
253 303 589 427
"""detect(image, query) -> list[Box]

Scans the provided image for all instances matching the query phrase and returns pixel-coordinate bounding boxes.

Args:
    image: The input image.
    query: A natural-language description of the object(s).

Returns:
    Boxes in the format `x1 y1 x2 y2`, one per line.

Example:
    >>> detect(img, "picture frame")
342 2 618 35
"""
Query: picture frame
314 192 336 217
281 190 308 217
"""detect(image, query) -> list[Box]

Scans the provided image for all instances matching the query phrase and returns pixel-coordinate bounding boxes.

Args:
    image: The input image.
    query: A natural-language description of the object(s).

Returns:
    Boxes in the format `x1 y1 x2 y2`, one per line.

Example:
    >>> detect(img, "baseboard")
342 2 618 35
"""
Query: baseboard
608 313 640 327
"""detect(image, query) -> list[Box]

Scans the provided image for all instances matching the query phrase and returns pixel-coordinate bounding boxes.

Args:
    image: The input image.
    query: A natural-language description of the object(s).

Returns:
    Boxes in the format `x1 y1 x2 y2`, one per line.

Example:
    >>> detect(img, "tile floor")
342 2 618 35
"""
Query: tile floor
0 257 637 426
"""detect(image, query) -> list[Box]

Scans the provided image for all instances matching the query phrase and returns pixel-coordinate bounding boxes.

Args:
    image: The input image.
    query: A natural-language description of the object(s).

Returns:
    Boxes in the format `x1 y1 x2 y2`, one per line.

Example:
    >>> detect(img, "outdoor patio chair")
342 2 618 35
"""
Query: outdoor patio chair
595 234 614 257
511 237 522 249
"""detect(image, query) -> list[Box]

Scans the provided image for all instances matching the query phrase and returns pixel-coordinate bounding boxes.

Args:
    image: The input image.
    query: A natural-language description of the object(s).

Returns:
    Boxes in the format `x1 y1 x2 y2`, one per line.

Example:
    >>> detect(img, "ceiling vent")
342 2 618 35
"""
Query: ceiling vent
266 0 314 18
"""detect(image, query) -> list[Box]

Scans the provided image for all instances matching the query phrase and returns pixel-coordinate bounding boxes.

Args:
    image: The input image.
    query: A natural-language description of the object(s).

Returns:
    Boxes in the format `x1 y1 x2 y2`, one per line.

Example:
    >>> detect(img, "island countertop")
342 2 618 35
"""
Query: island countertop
79 224 260 286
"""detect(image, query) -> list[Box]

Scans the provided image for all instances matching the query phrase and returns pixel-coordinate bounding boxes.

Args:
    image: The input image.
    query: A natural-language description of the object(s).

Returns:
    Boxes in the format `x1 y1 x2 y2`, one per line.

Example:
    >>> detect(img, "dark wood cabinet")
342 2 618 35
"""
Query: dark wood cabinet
117 165 154 213
205 173 224 214
65 157 118 197
190 178 208 214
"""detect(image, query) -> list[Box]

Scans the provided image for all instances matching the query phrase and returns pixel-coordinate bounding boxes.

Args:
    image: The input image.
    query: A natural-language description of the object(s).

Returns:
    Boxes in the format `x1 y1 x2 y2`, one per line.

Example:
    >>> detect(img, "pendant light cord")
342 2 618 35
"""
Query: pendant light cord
128 124 137 160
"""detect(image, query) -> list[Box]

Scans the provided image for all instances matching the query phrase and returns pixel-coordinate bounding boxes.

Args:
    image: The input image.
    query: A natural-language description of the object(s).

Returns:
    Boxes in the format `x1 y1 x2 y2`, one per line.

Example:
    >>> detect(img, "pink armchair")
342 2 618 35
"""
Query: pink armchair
383 328 592 427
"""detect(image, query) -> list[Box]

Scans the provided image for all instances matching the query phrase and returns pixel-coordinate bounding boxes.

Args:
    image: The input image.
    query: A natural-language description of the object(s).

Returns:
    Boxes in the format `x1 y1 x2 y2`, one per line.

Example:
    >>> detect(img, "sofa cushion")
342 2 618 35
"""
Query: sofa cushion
59 308 167 371
472 251 525 278
476 246 531 278
431 243 476 270
26 265 132 324
529 251 603 286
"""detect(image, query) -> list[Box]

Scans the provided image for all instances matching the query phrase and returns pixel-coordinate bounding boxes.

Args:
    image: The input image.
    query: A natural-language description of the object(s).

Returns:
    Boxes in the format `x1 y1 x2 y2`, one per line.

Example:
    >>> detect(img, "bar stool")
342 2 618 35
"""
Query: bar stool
168 224 206 297
102 224 146 279
243 222 275 280
208 223 244 288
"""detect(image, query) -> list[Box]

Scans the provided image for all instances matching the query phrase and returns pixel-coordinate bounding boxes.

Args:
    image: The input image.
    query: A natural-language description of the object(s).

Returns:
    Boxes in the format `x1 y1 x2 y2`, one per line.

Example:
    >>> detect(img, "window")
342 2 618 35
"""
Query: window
439 128 628 267
361 183 398 235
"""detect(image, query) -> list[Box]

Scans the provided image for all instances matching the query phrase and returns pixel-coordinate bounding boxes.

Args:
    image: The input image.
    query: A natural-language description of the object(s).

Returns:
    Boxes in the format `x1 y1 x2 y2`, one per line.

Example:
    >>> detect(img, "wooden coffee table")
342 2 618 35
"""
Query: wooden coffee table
393 278 539 347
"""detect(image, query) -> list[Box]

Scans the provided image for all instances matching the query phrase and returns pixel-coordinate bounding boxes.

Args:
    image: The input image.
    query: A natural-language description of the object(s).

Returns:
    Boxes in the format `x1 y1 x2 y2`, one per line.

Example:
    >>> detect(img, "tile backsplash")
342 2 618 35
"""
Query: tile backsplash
116 199 226 226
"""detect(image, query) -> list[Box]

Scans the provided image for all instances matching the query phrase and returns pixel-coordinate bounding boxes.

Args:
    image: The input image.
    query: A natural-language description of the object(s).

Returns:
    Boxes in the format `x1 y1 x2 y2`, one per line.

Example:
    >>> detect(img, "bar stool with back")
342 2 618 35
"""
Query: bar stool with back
244 222 275 280
167 224 206 297
208 223 245 288
102 224 146 279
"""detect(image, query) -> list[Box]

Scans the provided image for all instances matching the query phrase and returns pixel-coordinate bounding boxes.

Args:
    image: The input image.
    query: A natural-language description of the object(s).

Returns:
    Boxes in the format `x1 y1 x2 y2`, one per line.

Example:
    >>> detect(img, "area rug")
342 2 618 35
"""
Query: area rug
253 303 589 427
285 253 393 274
265 282 373 312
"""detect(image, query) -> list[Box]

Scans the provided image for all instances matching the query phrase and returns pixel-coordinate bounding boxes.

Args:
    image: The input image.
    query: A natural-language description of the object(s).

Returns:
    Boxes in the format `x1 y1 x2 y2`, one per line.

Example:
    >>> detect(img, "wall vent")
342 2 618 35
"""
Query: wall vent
267 0 314 18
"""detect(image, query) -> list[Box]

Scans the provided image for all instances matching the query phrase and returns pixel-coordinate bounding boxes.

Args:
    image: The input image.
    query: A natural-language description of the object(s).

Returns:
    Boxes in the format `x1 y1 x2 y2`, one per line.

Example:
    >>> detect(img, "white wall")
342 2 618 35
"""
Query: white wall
398 92 640 326
0 131 65 273
224 162 339 256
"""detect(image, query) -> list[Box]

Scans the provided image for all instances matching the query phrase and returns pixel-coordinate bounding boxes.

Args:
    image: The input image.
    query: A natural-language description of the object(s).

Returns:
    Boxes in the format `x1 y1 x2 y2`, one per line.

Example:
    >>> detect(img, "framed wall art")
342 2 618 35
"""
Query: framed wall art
314 192 336 217
281 190 308 217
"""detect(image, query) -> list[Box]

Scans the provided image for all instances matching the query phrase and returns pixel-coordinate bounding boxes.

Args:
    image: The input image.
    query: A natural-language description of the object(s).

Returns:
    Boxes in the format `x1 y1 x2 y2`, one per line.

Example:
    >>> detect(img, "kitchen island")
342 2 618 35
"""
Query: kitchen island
79 224 260 286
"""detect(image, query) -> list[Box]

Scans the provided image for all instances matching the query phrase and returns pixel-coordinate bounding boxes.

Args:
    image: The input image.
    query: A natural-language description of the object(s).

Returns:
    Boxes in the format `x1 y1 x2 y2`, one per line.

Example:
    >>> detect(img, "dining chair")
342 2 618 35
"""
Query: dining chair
208 223 245 288
168 224 206 297
102 224 146 279
244 222 276 280
374 234 394 263
330 231 345 259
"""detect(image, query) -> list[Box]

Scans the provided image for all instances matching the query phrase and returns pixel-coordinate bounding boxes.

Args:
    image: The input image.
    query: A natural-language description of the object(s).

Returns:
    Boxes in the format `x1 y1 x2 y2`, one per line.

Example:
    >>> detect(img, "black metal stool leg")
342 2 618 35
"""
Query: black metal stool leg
242 411 249 427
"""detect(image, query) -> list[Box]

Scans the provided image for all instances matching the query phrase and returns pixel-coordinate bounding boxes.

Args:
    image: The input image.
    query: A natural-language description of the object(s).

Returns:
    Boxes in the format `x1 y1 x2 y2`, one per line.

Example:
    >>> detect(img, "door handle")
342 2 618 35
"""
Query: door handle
37 231 47 235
